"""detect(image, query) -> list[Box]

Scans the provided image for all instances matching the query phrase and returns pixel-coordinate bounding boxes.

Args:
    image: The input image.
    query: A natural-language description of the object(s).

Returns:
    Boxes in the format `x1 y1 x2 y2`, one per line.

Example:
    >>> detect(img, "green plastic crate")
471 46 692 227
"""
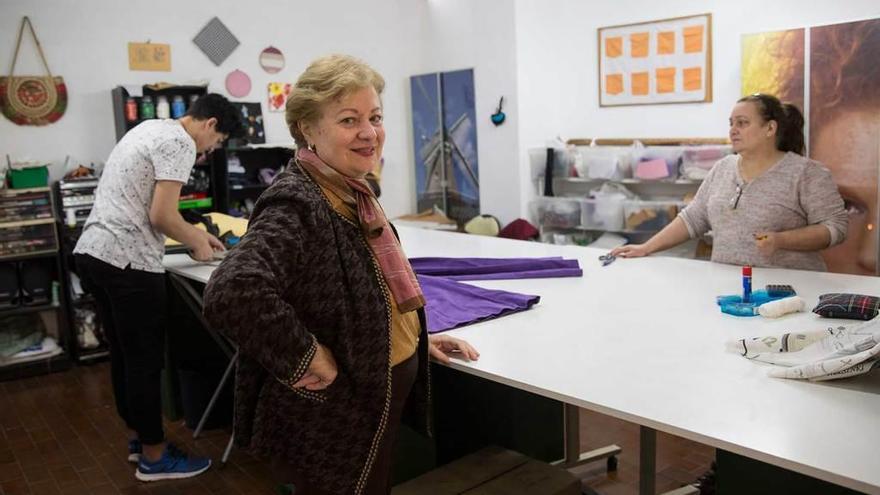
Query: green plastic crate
8 165 49 189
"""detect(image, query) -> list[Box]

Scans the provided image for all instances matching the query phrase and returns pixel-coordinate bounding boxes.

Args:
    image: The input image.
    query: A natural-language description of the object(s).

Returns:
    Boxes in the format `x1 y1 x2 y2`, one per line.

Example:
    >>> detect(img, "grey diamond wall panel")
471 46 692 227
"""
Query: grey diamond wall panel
193 17 240 66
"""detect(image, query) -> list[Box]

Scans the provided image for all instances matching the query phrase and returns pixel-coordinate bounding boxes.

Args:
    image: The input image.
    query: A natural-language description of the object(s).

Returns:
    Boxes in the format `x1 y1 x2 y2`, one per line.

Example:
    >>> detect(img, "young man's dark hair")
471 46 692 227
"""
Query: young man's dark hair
187 93 245 138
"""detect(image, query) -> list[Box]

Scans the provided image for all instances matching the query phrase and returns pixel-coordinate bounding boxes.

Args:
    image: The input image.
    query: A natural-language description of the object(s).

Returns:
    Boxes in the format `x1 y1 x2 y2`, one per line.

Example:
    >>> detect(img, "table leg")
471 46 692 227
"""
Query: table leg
640 425 657 495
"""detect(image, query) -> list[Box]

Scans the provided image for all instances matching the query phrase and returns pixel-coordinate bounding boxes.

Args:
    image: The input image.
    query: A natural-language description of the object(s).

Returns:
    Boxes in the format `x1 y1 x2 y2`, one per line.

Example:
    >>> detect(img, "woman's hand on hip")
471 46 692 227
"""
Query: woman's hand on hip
293 343 338 390
428 334 480 364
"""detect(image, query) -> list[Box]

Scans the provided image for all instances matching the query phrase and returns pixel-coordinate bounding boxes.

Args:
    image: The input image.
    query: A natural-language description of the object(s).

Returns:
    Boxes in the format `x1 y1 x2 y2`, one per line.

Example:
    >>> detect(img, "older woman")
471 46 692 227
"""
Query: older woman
612 93 848 271
203 55 478 495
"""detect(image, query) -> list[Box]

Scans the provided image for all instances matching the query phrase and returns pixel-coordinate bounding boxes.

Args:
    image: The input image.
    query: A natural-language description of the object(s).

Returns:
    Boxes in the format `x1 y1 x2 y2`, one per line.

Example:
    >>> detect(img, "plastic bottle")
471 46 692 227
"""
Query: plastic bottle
156 95 170 119
171 95 186 118
140 96 156 119
125 98 138 122
742 266 752 303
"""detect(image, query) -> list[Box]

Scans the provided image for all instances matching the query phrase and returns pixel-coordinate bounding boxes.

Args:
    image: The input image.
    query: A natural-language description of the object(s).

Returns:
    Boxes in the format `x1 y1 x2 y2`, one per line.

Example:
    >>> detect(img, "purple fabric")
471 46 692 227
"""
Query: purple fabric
417 275 540 333
409 257 582 280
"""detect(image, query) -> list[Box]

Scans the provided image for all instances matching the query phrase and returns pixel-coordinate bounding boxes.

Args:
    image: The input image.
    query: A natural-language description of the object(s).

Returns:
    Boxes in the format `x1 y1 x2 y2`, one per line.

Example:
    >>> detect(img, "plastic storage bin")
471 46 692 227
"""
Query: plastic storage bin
8 164 49 189
623 200 683 232
580 197 625 230
532 197 580 229
529 147 575 180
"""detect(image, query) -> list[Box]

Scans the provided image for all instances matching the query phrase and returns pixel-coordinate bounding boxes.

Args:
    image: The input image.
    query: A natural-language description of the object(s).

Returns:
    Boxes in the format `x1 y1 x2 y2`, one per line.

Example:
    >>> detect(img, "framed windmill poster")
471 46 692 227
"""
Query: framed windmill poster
410 69 480 223
598 13 712 106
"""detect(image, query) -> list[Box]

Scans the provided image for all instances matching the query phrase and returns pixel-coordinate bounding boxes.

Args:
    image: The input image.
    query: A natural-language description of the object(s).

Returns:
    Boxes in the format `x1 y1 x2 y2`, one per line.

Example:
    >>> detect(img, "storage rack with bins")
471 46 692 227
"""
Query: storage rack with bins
0 187 71 380
529 138 730 256
53 178 109 363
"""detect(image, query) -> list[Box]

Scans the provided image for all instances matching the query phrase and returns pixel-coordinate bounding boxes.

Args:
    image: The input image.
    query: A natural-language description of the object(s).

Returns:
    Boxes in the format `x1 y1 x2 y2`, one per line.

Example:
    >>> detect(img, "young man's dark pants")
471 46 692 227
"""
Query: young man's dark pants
75 254 167 445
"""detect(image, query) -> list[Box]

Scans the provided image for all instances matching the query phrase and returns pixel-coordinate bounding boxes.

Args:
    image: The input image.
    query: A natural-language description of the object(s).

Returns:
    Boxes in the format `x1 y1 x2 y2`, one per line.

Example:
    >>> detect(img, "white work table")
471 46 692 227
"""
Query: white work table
164 226 880 495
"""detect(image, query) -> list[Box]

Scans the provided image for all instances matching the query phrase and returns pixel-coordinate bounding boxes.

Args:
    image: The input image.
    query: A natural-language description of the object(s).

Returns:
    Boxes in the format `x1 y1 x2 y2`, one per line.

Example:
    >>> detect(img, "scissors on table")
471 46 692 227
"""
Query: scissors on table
598 252 616 267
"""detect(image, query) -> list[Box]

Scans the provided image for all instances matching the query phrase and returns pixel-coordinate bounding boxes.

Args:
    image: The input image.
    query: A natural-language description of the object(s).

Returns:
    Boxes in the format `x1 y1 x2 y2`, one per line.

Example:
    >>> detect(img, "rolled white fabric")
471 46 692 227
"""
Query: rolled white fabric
758 296 805 318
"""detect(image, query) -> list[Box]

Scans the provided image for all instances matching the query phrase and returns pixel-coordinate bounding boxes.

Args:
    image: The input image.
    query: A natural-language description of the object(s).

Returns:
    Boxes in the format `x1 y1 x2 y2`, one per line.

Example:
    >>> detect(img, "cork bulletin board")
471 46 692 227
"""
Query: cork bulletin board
598 13 712 106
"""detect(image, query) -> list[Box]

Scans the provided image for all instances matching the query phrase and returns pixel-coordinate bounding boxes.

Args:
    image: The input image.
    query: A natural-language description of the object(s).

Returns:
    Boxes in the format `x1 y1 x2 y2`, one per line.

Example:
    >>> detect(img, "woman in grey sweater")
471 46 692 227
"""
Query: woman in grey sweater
612 93 847 271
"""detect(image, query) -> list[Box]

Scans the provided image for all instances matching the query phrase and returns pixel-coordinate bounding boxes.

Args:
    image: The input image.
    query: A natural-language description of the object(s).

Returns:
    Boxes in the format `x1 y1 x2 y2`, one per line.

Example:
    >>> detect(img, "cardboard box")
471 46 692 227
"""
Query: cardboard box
393 446 580 495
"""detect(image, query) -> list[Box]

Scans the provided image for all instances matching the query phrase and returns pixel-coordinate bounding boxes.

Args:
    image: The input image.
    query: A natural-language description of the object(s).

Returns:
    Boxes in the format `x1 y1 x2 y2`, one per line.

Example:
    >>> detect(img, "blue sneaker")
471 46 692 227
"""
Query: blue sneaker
135 443 211 482
128 439 142 463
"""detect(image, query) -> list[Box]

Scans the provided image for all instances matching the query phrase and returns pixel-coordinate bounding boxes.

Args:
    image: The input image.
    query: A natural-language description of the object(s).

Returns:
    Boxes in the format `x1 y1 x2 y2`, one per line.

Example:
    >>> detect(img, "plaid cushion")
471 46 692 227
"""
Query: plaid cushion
812 293 880 320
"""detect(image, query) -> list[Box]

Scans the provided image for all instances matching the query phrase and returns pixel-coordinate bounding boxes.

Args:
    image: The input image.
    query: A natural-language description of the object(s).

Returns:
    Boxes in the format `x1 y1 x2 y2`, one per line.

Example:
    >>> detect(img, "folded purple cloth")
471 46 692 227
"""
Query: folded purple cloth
418 275 540 333
409 256 582 280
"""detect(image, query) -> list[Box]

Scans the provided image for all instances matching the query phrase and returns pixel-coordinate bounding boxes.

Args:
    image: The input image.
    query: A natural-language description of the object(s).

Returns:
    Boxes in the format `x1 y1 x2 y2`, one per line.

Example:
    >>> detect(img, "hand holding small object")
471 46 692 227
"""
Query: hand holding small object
754 232 777 256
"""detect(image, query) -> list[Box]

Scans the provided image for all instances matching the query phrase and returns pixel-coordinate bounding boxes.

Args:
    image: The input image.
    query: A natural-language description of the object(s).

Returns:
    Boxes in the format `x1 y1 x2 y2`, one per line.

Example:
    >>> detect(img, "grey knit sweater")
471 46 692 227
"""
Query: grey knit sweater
679 152 847 271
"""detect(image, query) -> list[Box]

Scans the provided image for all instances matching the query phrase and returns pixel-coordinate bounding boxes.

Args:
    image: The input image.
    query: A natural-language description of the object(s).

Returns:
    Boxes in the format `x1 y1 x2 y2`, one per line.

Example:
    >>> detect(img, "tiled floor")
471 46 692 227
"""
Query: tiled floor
0 363 713 494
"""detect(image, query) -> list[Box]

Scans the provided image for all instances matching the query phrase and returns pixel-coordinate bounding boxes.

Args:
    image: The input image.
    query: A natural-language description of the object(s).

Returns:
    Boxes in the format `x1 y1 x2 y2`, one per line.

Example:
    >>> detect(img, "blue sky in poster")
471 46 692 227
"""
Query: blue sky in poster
441 69 479 202
410 73 440 200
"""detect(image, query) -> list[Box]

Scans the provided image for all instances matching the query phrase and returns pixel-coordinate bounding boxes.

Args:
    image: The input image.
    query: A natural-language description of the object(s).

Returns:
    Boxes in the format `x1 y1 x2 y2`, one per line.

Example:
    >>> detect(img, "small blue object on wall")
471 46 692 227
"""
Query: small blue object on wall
490 96 506 126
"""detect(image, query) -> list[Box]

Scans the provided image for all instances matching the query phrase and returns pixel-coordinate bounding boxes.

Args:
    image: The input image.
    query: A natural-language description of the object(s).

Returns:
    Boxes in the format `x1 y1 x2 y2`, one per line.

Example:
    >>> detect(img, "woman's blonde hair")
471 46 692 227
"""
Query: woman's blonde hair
285 54 385 147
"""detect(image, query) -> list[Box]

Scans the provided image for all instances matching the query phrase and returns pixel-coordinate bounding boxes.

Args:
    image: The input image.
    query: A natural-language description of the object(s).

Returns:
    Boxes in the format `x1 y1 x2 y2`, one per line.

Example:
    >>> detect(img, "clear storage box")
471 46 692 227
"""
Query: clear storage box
623 200 684 232
532 197 581 229
580 197 625 230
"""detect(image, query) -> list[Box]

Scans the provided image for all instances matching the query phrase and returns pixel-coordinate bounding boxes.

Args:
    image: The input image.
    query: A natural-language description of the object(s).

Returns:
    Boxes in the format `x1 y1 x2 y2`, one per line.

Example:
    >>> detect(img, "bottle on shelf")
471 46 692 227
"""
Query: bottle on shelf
125 98 138 122
156 96 170 119
140 96 156 119
171 95 186 118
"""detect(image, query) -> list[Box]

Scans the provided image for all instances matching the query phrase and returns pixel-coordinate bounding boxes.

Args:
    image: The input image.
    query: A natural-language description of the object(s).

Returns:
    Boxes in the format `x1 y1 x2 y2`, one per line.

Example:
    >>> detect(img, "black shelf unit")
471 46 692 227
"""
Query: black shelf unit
53 179 110 364
111 85 210 142
217 146 293 218
1 188 72 381
111 85 226 216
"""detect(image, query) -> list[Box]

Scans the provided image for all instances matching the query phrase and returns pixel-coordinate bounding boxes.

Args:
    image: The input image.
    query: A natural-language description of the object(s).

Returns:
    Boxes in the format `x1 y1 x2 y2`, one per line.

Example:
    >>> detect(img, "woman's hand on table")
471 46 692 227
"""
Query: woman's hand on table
610 243 650 258
428 334 480 364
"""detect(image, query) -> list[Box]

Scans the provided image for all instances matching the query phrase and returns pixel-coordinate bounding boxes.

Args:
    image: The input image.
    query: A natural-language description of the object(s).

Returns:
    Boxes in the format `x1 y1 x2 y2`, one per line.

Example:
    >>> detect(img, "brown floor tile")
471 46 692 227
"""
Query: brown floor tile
77 466 113 487
49 465 81 487
0 477 30 495
0 462 24 484
12 448 41 470
26 428 52 443
20 466 51 484
1 362 720 495
24 479 61 495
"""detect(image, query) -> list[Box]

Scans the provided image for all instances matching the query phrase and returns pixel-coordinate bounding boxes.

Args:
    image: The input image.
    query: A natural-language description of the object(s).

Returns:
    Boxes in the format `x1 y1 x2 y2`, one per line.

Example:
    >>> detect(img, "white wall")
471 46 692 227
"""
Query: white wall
418 0 521 225
514 0 880 216
0 0 428 218
7 1 875 224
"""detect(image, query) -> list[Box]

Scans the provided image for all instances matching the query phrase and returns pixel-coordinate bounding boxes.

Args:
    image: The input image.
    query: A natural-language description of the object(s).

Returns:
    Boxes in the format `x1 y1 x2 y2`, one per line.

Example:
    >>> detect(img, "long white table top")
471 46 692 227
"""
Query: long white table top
164 226 880 494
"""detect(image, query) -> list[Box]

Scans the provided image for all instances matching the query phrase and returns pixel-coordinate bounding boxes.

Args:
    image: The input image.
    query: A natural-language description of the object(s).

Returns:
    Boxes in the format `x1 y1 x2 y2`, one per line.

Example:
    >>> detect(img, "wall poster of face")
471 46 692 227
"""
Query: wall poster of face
742 18 880 275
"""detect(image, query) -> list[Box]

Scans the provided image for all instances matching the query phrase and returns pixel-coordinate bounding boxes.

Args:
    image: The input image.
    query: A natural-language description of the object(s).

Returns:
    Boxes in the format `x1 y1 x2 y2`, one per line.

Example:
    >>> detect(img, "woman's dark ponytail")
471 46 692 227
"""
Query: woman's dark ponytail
779 103 805 155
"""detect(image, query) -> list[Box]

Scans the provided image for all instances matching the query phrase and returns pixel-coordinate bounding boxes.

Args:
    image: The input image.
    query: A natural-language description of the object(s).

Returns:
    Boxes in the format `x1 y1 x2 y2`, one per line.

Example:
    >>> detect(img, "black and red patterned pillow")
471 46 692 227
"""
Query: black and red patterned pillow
812 293 880 320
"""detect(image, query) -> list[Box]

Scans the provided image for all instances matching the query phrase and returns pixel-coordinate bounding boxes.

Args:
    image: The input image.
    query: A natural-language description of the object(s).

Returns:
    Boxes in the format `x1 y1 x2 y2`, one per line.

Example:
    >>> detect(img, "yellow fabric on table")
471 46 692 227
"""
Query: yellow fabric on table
165 212 249 246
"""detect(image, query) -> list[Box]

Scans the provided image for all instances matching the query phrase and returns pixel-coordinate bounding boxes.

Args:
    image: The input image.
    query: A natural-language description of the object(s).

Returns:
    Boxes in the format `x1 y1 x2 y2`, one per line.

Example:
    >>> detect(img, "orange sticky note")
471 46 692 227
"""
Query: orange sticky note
684 25 704 53
606 74 623 95
605 37 622 58
683 67 702 91
630 32 649 58
631 72 649 96
657 31 675 54
656 68 675 93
